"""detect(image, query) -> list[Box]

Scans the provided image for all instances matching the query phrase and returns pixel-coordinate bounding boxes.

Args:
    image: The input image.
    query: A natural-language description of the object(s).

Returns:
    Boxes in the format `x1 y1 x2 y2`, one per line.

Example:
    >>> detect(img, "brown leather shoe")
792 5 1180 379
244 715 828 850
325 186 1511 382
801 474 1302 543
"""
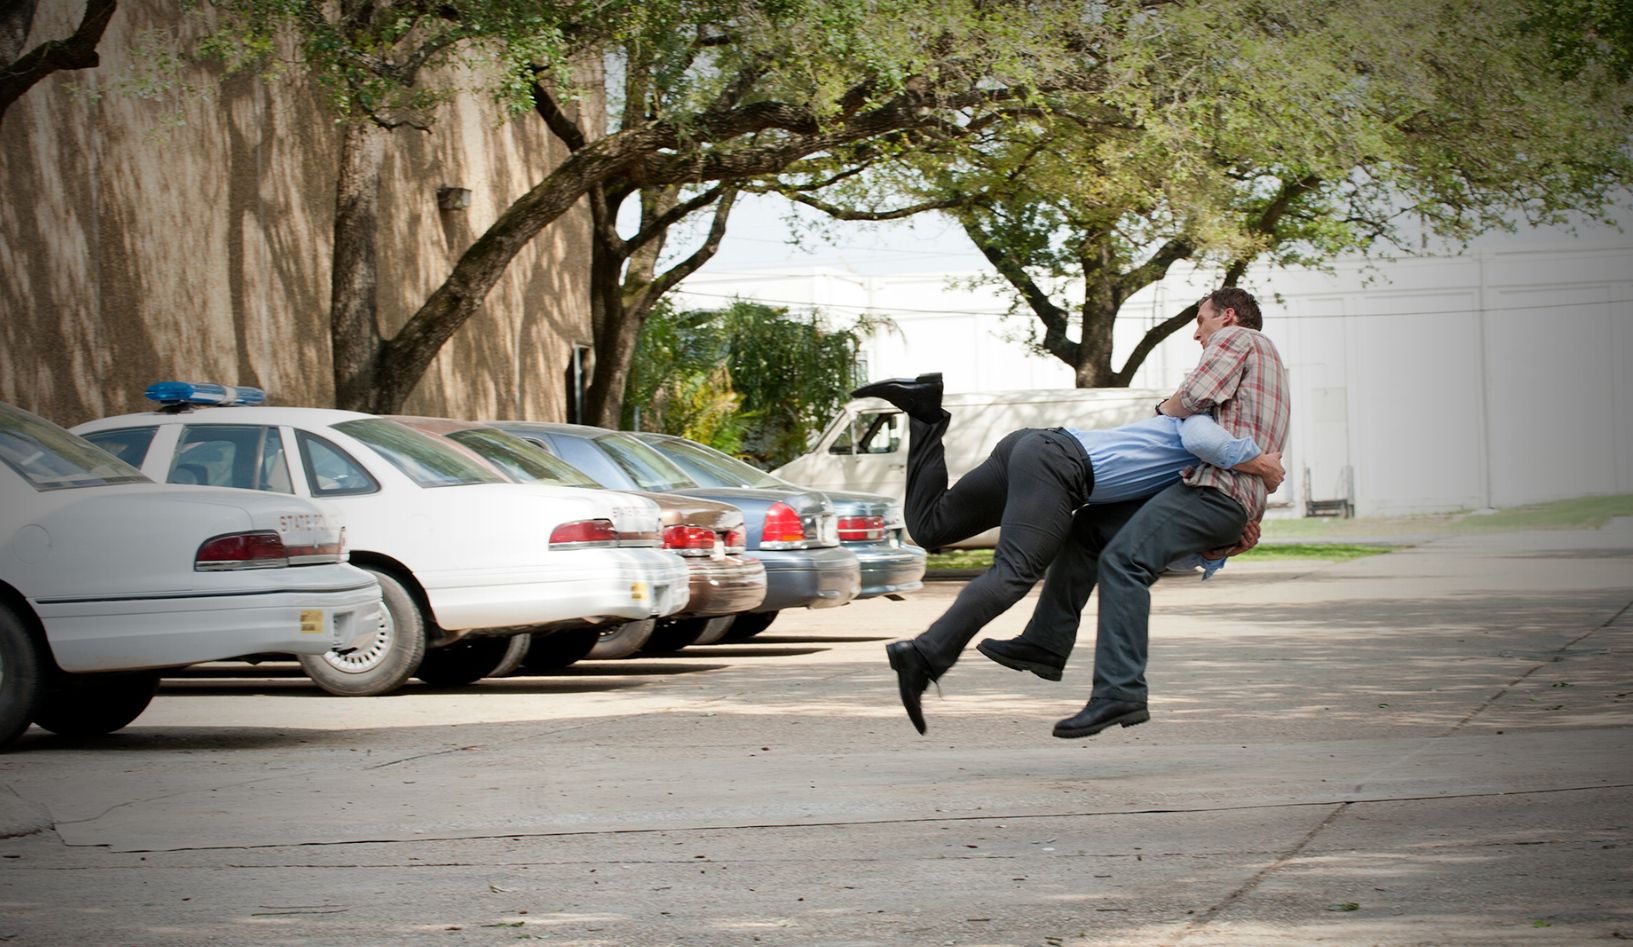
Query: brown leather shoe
1052 698 1149 739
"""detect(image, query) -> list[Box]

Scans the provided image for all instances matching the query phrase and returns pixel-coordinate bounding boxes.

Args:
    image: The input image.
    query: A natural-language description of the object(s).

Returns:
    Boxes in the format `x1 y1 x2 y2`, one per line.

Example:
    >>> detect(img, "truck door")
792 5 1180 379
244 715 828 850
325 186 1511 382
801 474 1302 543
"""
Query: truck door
825 409 908 500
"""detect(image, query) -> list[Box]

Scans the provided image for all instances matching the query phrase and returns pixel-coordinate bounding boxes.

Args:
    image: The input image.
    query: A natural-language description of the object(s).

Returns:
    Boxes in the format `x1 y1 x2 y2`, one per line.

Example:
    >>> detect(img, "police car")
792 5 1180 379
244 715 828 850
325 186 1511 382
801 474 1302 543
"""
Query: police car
1 399 381 748
73 384 690 696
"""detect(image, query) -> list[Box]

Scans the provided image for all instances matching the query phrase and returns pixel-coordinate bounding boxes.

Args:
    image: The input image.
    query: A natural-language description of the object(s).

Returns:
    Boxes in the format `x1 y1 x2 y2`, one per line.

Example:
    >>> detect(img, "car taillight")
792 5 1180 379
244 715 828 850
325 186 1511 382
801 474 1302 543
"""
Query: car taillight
838 515 886 542
618 526 662 547
196 531 288 571
550 518 618 548
613 506 662 547
284 540 346 564
285 527 347 565
723 527 747 554
760 501 808 549
663 524 718 557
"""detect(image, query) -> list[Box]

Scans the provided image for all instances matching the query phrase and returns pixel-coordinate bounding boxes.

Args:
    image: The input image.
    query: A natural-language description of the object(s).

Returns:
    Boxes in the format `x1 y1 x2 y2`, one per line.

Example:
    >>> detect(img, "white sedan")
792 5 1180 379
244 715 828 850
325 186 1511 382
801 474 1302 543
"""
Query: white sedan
74 386 690 697
1 400 382 748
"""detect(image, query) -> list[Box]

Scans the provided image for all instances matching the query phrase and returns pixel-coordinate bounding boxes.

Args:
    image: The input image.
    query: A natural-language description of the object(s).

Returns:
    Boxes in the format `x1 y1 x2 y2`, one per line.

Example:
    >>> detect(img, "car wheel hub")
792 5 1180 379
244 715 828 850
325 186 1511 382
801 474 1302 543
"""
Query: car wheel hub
320 604 395 673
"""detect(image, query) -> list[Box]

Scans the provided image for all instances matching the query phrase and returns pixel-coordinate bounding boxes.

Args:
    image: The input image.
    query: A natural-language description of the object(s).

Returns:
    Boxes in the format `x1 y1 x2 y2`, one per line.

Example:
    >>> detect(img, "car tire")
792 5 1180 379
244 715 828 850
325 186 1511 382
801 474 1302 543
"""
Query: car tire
415 636 513 687
298 567 427 696
690 615 738 645
0 606 46 750
585 618 656 660
487 634 533 678
522 628 600 670
722 610 778 640
31 670 161 737
641 617 711 654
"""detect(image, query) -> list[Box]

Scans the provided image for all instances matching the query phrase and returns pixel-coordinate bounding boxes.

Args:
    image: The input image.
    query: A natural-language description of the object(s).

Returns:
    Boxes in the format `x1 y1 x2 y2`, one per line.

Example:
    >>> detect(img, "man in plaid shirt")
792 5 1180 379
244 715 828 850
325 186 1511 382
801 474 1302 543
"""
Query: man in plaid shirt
978 287 1291 738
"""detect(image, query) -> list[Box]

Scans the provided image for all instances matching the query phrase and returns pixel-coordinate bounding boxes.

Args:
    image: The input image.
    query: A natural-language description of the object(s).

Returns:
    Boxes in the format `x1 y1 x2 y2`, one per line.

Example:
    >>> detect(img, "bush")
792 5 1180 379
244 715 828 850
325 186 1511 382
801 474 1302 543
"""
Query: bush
626 299 887 469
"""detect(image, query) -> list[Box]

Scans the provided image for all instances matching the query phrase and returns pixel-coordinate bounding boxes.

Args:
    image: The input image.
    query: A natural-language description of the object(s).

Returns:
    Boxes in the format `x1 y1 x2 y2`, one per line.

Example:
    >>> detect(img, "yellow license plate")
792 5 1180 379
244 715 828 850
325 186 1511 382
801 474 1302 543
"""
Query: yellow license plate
300 609 325 635
629 581 649 602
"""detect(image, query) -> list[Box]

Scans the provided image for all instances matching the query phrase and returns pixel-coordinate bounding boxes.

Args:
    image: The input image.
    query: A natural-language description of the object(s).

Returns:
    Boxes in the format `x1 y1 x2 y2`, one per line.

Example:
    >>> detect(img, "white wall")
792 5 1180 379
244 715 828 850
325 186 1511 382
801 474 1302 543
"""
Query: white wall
673 227 1633 519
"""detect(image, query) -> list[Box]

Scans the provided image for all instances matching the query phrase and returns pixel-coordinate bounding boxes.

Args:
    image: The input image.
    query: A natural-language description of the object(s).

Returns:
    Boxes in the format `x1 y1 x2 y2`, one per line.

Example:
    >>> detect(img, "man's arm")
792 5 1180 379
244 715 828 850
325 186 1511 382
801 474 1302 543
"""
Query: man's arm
1177 415 1285 492
1235 451 1285 493
1161 328 1251 419
1157 392 1192 418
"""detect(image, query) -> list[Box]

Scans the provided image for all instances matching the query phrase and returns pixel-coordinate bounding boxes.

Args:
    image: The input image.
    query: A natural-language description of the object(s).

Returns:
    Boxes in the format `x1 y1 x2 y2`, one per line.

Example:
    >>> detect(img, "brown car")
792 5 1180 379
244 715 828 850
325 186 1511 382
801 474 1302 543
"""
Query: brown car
388 417 766 663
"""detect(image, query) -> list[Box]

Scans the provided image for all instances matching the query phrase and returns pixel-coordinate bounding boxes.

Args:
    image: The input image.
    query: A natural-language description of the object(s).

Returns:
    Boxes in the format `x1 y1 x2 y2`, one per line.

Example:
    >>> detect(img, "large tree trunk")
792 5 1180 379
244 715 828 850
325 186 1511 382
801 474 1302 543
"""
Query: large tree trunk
582 184 736 427
329 120 388 412
1074 274 1121 387
582 187 637 428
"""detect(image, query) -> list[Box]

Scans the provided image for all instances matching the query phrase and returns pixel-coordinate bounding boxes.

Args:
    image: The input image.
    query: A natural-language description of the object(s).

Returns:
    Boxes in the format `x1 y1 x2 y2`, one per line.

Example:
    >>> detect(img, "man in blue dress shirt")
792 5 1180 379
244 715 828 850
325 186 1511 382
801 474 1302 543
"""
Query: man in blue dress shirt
851 372 1281 733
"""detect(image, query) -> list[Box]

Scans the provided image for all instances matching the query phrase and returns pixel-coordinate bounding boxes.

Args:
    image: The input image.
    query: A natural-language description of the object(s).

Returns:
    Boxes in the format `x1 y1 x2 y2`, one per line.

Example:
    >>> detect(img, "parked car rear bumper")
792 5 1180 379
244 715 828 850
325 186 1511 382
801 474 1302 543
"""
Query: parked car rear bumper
752 546 861 612
849 542 927 598
36 567 383 673
423 549 691 633
678 554 768 617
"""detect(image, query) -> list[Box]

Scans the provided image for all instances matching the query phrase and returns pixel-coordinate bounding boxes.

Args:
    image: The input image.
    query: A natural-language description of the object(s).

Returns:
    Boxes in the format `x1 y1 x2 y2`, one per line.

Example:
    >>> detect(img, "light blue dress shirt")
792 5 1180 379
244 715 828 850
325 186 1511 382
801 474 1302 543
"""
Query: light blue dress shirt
1065 414 1261 504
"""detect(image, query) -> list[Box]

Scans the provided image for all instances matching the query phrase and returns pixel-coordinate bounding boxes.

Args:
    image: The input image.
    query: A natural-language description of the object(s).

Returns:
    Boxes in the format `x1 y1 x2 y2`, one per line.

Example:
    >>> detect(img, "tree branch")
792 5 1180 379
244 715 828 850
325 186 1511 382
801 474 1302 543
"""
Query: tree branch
1121 235 1196 292
959 209 1079 365
1115 301 1199 386
0 0 115 126
637 187 739 309
625 184 726 255
781 191 968 221
1110 173 1324 383
588 183 627 257
531 76 586 151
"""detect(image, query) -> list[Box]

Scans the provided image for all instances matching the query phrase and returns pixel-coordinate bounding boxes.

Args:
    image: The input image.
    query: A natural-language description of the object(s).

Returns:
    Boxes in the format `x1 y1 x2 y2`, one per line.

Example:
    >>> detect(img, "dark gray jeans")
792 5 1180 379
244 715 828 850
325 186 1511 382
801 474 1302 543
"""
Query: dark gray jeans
1017 481 1247 702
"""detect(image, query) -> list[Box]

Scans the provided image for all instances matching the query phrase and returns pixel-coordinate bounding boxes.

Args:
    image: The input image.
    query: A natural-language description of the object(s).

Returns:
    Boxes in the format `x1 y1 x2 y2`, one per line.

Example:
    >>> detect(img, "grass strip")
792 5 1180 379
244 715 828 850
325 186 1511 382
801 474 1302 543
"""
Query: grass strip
924 542 1397 572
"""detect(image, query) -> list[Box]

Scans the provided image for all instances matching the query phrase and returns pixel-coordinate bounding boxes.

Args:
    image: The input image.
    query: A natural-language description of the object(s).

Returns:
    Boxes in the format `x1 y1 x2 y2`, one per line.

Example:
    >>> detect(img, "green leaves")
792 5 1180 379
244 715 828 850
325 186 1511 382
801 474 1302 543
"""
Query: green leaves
785 0 1633 386
626 300 878 468
197 0 600 127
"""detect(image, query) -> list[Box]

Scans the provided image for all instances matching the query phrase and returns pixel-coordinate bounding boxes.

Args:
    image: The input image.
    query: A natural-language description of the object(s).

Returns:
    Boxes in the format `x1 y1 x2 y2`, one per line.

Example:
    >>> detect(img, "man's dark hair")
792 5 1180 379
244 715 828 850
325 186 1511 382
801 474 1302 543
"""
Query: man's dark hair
1204 287 1262 330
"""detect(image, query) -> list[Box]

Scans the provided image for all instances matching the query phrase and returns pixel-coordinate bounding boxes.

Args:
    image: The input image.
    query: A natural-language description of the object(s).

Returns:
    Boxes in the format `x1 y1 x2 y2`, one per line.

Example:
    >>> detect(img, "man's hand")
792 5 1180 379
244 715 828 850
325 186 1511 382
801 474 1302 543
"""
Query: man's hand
1206 519 1261 558
1158 393 1194 419
1234 450 1285 492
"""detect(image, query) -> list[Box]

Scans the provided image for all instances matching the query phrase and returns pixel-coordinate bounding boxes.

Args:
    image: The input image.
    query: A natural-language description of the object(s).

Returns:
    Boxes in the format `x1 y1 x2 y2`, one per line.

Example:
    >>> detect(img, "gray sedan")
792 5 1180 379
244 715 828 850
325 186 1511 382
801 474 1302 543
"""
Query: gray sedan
486 422 861 641
632 433 926 604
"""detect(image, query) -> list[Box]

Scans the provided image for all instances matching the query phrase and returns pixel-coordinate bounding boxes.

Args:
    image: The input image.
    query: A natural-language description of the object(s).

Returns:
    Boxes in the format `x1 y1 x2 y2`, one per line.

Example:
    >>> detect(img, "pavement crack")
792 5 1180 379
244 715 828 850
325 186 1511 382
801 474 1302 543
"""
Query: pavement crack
106 781 1632 854
1444 596 1631 735
1167 802 1351 944
364 719 610 769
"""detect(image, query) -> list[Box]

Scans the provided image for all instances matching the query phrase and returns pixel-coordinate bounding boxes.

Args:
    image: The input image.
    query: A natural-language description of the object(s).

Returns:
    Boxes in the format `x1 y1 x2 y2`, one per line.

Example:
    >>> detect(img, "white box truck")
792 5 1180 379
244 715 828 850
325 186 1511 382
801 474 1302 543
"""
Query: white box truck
772 386 1169 547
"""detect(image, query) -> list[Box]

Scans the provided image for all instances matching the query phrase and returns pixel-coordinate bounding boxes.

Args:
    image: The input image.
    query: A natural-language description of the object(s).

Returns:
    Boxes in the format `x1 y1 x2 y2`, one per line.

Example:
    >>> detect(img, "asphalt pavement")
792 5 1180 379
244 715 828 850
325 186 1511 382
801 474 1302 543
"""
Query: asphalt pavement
2 520 1630 945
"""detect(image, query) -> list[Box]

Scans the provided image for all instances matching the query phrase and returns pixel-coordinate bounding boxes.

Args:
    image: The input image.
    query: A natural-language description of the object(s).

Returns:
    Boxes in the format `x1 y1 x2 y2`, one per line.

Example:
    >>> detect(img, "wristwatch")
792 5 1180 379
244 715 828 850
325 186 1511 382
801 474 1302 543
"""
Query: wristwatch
1154 399 1166 416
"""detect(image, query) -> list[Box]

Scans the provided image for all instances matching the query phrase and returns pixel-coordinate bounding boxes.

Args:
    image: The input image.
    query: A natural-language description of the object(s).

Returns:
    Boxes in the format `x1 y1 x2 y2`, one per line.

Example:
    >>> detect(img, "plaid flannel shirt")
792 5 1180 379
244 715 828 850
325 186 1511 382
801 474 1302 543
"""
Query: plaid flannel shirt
1176 326 1291 521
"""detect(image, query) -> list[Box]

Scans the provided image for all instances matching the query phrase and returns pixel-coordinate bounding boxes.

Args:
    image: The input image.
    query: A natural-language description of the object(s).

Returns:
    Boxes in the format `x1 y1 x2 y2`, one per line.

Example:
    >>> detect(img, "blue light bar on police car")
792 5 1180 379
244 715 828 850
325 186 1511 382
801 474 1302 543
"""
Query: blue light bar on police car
144 382 266 407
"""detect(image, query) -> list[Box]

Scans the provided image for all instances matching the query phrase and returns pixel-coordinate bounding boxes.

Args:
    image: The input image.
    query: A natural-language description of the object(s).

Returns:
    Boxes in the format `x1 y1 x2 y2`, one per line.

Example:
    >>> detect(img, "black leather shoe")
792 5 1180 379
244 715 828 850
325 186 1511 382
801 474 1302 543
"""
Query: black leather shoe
851 372 944 422
976 637 1065 682
1052 698 1149 739
885 640 934 734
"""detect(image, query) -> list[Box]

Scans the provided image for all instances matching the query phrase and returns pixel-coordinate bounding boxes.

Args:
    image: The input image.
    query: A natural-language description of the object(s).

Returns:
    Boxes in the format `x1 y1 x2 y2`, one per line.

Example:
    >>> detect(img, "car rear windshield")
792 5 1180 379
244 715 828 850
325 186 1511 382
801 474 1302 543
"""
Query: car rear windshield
446 428 601 488
647 436 787 489
333 419 505 488
592 434 696 492
0 403 151 491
